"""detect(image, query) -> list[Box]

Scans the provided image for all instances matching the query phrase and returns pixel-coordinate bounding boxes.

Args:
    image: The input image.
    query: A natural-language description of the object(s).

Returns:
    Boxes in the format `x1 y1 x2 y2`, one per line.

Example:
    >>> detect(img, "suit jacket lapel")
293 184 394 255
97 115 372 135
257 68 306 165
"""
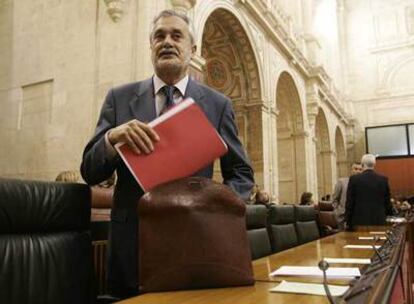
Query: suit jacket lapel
130 78 156 123
185 78 204 106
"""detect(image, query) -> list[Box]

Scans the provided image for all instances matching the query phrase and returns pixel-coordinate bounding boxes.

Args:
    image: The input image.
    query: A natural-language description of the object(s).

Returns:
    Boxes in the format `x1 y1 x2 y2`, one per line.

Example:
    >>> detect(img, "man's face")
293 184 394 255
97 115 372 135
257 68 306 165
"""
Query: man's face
150 16 196 79
351 164 362 175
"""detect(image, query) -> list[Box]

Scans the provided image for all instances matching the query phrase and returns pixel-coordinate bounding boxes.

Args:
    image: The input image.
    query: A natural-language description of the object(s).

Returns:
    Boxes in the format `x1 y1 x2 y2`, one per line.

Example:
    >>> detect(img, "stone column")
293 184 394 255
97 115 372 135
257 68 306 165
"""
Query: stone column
189 54 206 83
243 102 265 189
320 149 336 197
291 130 310 202
306 87 320 200
269 104 279 202
337 159 349 178
337 0 349 93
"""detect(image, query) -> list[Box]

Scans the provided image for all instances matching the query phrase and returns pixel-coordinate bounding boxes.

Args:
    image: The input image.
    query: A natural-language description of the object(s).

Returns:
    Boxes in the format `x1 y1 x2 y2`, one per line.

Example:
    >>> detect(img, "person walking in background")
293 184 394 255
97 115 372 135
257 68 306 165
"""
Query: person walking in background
332 162 362 229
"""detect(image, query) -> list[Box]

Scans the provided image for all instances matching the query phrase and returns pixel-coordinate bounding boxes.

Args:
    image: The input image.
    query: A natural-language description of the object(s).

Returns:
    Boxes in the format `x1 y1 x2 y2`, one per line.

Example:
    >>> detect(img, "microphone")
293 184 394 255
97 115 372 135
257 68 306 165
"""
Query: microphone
385 230 394 245
318 260 336 304
372 236 383 263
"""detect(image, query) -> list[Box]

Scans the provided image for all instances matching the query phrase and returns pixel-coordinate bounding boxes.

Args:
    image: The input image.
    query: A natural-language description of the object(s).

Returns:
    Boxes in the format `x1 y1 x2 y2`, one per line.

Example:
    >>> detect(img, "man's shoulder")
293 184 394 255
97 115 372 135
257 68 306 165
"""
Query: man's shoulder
111 78 151 94
192 80 230 104
339 177 349 183
374 171 388 181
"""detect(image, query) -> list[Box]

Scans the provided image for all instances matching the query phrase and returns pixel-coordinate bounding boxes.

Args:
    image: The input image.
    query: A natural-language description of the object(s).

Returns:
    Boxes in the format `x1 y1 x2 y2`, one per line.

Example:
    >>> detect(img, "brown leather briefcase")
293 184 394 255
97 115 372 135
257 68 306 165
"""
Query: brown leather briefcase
138 177 254 292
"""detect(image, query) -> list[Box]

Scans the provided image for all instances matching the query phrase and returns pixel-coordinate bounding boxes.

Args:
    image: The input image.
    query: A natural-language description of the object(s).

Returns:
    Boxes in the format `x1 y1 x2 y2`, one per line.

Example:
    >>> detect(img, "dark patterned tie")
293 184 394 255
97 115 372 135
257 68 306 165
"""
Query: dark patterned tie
160 85 176 115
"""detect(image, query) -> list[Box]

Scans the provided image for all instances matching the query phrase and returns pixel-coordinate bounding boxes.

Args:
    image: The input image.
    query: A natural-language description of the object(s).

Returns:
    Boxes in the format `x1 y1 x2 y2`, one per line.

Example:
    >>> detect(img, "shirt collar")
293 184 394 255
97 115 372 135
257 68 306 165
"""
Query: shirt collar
153 74 189 97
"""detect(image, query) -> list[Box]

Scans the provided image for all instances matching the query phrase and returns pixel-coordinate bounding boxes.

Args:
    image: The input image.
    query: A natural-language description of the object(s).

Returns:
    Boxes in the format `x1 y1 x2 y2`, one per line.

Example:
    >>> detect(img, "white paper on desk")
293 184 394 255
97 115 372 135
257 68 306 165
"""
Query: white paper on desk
387 217 406 223
369 231 386 235
344 245 380 249
323 257 371 264
358 236 386 240
270 280 349 297
270 266 360 278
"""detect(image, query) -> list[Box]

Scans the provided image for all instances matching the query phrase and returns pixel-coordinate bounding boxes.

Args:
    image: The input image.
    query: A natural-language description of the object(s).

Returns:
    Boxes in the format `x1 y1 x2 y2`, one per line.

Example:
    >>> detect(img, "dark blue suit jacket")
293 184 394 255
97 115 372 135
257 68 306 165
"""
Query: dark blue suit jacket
345 169 392 227
80 77 254 295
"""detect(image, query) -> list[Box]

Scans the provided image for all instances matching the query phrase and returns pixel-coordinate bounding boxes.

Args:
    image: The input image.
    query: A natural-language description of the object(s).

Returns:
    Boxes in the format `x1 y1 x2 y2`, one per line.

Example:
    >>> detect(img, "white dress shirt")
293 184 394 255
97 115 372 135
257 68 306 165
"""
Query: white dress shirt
153 74 188 116
105 75 190 157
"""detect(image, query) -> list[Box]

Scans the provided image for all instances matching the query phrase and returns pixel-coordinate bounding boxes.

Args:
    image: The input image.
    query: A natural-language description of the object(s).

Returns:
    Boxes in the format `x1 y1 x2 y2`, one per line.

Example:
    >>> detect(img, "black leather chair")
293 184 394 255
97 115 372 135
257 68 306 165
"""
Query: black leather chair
0 178 93 304
318 201 334 211
268 205 298 253
294 205 320 244
318 211 339 236
245 204 272 260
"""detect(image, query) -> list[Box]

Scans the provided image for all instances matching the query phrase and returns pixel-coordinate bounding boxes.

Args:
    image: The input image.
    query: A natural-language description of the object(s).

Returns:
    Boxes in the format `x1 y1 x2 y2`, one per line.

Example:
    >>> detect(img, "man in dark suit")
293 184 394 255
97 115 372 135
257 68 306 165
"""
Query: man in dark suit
345 154 392 229
81 10 254 298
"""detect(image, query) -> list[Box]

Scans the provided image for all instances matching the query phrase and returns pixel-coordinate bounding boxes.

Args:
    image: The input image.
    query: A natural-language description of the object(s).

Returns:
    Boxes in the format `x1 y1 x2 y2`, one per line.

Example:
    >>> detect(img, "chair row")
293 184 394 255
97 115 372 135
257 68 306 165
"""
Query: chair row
245 204 337 260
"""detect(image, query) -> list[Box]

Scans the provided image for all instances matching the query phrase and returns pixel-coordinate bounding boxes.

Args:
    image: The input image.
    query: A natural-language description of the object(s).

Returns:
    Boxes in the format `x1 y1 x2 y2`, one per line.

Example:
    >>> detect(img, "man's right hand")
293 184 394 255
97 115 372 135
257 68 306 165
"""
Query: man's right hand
108 119 160 154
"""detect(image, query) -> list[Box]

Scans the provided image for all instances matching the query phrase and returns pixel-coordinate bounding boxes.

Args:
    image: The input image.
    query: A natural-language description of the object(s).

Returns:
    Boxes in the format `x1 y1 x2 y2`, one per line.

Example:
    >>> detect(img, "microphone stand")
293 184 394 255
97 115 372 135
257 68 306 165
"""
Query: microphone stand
318 260 336 304
371 236 383 263
385 230 394 245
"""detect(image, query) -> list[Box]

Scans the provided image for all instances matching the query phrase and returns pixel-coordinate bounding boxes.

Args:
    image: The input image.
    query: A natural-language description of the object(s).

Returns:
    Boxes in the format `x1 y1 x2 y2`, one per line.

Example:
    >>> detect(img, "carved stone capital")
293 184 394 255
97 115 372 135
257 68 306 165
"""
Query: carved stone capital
171 0 196 14
104 0 125 23
306 101 319 130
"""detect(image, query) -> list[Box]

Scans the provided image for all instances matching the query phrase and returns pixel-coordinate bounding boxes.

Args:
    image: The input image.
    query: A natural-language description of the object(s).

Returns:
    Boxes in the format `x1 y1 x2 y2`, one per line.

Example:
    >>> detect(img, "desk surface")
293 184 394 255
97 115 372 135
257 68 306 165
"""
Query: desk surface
254 231 380 284
118 230 387 304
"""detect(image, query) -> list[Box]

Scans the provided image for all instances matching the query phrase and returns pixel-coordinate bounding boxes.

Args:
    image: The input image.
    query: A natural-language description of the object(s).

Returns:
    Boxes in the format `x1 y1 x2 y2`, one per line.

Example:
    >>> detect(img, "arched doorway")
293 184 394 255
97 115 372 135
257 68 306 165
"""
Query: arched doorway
276 72 306 204
201 9 263 185
335 127 347 179
315 108 333 199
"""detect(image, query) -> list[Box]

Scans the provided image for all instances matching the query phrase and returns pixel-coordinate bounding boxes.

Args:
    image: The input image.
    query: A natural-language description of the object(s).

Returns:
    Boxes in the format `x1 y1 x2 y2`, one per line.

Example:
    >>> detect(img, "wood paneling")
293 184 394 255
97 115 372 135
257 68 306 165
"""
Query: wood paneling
375 158 414 196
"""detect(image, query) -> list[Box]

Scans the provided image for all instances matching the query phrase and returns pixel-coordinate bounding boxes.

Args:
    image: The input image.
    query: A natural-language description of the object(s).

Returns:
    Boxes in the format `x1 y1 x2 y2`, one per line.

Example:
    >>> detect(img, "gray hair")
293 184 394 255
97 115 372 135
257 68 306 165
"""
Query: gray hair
150 9 195 44
361 154 376 169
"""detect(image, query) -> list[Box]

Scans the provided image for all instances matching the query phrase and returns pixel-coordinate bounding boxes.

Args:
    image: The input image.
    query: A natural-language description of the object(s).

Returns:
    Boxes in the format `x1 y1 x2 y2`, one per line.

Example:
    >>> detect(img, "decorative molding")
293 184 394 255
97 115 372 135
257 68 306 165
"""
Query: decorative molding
292 131 310 138
104 0 125 23
171 0 196 14
237 0 349 125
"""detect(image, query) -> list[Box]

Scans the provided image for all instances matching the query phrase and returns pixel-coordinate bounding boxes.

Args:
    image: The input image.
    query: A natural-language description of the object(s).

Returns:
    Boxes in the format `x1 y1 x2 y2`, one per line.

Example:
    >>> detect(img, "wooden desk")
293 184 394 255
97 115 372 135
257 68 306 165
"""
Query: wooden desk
254 231 379 284
118 281 331 304
117 230 391 304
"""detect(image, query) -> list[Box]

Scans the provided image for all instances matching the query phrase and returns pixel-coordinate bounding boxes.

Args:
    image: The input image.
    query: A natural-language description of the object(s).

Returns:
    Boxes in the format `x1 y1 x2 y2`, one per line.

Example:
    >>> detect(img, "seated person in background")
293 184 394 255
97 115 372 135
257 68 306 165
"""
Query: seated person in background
256 189 270 205
55 170 81 183
392 196 411 215
390 198 399 215
321 194 331 201
91 173 116 221
300 192 314 206
247 184 258 204
248 184 271 206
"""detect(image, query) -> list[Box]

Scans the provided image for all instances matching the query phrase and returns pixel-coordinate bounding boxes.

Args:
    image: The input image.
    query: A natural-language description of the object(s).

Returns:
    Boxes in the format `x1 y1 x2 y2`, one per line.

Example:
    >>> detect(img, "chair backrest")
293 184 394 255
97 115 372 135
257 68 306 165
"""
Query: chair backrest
318 201 334 211
245 204 272 260
318 211 339 230
294 205 320 244
268 205 298 253
0 178 93 304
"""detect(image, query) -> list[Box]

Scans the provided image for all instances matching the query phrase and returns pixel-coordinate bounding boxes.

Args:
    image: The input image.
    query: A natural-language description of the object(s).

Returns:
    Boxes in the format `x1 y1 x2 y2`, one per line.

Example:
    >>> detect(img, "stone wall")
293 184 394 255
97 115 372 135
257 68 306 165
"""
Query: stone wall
345 0 414 158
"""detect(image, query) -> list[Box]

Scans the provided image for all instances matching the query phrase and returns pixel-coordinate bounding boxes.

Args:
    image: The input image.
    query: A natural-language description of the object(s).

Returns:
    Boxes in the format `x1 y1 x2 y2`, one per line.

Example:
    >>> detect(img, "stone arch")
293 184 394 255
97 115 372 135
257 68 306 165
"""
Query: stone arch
201 8 264 186
335 127 347 179
315 108 333 199
276 71 306 204
194 1 265 94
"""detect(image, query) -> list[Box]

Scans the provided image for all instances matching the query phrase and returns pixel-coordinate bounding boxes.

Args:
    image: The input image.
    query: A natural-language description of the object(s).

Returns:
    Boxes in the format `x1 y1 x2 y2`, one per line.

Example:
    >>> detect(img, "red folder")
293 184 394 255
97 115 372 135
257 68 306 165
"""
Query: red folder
115 98 228 191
